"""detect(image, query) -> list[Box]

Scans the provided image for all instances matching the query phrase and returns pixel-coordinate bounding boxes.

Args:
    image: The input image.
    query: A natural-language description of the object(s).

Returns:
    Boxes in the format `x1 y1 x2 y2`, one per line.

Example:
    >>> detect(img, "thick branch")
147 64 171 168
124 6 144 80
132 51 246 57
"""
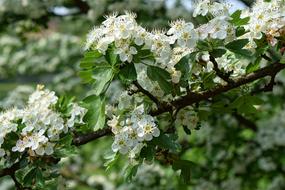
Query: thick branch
0 161 21 178
72 127 112 146
152 62 285 116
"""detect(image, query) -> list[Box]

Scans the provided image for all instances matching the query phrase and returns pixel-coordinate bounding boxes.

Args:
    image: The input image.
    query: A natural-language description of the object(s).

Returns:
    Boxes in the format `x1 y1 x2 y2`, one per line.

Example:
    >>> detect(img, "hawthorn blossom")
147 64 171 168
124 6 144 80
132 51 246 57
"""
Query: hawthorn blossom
1 85 87 158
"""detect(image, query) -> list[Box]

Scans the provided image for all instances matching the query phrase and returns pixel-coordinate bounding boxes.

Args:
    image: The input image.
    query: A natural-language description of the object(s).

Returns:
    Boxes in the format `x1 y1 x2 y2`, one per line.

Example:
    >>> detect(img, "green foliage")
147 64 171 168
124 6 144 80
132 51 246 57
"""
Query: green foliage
231 95 264 114
118 63 137 84
82 95 106 131
225 39 252 57
230 10 250 26
147 65 172 94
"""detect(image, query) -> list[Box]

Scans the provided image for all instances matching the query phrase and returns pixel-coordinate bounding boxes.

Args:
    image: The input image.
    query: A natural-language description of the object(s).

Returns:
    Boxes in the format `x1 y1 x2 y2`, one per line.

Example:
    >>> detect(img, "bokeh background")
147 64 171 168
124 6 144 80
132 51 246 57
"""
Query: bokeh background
1 0 285 189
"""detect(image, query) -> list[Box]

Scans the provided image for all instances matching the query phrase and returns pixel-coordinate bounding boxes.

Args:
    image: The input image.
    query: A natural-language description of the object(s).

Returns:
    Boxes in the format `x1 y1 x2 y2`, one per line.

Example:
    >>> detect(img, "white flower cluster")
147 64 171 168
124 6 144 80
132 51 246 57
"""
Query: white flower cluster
193 0 235 41
107 105 160 156
175 107 199 130
242 0 285 47
0 85 87 158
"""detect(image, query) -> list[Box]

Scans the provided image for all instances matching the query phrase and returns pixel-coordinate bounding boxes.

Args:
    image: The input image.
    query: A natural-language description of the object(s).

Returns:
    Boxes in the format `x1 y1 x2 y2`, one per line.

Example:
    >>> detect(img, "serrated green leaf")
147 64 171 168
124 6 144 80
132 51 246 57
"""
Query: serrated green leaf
225 39 249 50
104 152 120 171
230 10 250 26
35 168 45 188
124 164 139 182
82 95 106 131
23 167 37 186
147 65 172 94
80 50 103 69
281 55 285 64
231 95 263 114
211 48 226 58
225 39 252 57
78 70 93 83
118 63 137 84
106 45 118 65
92 65 114 96
246 57 261 74
140 144 155 161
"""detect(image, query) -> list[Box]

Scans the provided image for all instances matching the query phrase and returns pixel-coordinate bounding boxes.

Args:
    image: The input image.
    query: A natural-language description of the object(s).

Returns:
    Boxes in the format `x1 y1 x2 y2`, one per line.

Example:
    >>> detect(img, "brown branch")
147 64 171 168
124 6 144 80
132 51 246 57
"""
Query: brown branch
0 161 21 178
72 127 112 146
151 62 285 116
133 80 161 106
209 54 235 84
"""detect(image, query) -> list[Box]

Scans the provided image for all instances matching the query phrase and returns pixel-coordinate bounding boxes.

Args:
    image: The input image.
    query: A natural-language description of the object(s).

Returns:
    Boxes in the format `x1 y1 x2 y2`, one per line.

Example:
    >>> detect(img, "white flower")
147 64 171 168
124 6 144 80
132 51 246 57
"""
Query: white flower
134 26 147 46
111 133 130 154
67 103 87 128
35 142 54 156
96 37 114 54
12 140 27 152
193 0 210 17
115 46 137 63
137 115 159 141
107 115 121 134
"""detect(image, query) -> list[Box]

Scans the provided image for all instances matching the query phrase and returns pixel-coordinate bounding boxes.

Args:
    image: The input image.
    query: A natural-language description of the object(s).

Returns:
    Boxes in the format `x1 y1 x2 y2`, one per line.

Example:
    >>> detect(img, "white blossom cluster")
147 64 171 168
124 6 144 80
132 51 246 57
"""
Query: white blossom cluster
84 0 285 87
107 104 159 156
193 0 235 41
242 0 285 47
175 106 199 130
0 85 87 158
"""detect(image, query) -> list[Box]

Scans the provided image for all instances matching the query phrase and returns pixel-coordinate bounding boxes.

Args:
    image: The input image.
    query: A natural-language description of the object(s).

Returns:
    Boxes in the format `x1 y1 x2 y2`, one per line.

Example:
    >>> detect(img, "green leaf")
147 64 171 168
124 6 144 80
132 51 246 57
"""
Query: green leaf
80 50 103 69
23 167 37 186
225 39 249 50
54 134 78 157
118 63 137 84
124 164 140 182
197 40 211 51
106 45 118 65
175 53 197 88
230 10 250 26
82 95 106 131
92 64 114 96
235 27 248 37
246 57 261 74
231 95 263 114
151 134 181 153
140 144 155 161
211 48 226 58
104 152 120 171
78 70 93 83
35 168 45 187
225 39 252 57
147 65 172 94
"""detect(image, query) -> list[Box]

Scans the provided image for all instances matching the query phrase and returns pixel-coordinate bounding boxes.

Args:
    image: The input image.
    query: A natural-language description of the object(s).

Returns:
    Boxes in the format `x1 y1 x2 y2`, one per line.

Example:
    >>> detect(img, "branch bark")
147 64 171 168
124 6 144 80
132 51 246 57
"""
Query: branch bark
72 127 112 146
151 62 285 116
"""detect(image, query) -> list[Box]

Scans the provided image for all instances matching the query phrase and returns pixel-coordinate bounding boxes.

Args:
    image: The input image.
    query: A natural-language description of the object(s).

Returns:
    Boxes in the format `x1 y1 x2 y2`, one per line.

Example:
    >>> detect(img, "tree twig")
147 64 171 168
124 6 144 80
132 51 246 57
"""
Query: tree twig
209 54 235 84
